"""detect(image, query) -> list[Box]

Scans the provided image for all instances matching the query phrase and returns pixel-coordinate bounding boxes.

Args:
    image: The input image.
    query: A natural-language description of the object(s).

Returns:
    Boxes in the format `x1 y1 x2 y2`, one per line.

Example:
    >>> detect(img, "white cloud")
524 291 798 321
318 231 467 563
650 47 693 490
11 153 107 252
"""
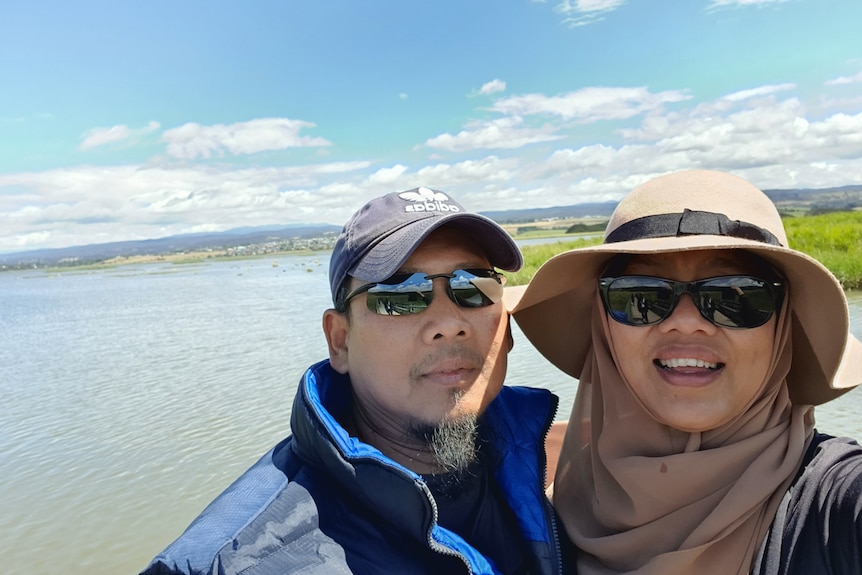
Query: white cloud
80 121 160 150
0 160 369 252
825 70 862 86
414 156 519 185
476 85 862 207
344 157 520 204
490 86 691 121
81 126 129 149
708 0 789 8
426 86 692 153
479 79 506 95
161 118 331 160
554 0 627 27
8 79 862 254
576 92 862 188
425 117 564 151
576 0 626 9
367 164 410 186
723 83 796 102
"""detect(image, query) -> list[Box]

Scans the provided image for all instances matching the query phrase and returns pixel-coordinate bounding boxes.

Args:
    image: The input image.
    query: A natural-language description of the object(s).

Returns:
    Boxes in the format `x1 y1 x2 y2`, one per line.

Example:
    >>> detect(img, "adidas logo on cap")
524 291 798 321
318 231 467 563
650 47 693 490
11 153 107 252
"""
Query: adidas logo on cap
399 187 461 213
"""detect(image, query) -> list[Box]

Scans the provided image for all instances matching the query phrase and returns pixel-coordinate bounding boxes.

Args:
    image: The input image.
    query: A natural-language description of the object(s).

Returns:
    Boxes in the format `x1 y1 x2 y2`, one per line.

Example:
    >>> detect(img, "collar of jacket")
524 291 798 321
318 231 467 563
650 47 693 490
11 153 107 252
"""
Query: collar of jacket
290 359 559 548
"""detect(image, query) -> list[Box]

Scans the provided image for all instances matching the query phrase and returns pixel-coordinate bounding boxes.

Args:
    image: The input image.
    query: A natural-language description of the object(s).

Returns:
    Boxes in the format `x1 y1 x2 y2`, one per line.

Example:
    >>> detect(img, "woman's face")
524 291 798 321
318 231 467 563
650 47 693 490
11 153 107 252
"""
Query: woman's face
606 250 778 432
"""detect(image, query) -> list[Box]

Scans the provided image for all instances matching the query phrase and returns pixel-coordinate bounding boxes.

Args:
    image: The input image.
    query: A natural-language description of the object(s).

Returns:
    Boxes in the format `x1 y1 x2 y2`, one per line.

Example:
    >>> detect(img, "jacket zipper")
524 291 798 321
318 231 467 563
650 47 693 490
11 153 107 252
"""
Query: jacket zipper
541 395 564 575
420 481 474 574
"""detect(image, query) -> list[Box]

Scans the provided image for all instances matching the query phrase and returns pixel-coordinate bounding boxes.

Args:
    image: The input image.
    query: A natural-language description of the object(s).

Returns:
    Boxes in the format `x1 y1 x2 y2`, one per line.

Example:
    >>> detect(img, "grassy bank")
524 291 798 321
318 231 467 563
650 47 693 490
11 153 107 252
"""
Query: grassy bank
783 211 862 289
509 211 862 290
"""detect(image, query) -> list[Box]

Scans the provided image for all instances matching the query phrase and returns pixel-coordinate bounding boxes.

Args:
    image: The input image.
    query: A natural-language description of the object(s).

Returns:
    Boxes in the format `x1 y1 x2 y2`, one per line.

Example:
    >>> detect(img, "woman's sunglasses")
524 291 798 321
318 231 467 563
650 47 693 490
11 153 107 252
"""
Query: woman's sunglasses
598 275 785 329
338 268 505 316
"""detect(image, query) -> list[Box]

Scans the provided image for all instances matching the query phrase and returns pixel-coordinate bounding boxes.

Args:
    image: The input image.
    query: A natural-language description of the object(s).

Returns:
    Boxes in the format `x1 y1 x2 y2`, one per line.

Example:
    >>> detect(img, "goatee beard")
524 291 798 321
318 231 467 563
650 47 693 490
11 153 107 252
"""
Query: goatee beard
429 412 479 472
411 399 479 472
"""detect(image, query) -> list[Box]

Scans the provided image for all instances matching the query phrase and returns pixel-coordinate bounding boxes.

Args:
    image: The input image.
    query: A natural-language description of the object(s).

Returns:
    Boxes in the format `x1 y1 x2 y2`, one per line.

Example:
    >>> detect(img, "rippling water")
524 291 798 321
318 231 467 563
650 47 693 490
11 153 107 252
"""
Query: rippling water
2 255 860 574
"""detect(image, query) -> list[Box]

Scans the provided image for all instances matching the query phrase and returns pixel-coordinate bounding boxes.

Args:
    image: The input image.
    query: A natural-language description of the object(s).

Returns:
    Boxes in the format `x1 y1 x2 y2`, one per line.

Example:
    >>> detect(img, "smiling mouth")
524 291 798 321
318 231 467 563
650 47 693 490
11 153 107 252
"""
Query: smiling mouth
655 358 722 370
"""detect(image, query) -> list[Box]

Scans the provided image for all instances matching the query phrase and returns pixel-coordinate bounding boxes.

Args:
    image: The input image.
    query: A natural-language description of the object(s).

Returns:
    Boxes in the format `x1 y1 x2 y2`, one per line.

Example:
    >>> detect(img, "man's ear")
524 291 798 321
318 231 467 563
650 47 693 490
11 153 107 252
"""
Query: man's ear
323 309 350 374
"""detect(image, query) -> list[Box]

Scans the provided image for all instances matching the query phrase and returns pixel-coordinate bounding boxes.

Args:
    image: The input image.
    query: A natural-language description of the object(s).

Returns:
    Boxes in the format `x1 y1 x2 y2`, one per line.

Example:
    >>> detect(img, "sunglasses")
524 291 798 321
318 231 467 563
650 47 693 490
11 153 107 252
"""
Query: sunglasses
339 268 505 316
598 275 785 329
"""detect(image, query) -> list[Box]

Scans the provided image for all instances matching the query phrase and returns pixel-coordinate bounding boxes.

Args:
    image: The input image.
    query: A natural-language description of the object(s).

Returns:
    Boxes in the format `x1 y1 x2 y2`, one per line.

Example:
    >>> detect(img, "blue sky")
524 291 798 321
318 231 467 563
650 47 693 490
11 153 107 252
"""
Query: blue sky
2 0 861 253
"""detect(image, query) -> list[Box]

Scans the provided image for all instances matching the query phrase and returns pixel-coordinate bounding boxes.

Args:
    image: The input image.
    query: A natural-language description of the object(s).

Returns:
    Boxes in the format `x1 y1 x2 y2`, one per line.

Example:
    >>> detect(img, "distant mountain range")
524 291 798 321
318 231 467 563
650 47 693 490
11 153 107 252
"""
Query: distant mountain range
3 184 860 268
482 185 862 222
479 201 618 223
0 223 343 267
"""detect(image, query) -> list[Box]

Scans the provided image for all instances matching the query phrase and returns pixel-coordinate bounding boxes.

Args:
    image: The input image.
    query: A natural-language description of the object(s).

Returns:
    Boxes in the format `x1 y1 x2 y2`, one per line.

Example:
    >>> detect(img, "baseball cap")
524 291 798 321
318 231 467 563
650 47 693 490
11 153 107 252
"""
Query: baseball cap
329 187 523 305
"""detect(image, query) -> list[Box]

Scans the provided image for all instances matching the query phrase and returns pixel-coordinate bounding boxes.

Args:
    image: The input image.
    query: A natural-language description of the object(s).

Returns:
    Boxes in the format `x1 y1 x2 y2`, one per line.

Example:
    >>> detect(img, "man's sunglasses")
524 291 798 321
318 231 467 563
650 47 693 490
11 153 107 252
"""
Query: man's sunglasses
338 268 505 316
598 275 785 329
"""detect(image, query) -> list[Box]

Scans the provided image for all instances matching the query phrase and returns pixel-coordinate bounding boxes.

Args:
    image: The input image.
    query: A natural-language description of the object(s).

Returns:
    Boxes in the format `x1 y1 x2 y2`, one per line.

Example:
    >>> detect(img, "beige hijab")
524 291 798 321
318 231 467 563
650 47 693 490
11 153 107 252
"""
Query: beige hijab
550 293 814 575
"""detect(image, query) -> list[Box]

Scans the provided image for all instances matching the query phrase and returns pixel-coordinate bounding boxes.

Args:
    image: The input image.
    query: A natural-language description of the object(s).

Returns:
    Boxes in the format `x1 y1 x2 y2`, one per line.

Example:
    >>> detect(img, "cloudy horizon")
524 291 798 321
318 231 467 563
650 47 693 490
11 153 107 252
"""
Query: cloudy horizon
2 0 861 254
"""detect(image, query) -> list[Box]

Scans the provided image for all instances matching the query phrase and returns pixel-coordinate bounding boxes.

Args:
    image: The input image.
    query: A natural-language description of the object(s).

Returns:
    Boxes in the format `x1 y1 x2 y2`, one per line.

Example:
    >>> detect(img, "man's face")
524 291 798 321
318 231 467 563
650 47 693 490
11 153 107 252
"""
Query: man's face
325 226 512 444
606 249 777 432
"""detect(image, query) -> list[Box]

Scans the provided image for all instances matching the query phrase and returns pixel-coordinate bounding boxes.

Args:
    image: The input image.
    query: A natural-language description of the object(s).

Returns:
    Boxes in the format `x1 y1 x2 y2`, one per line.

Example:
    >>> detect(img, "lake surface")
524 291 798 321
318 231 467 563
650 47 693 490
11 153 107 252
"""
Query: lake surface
3 253 861 574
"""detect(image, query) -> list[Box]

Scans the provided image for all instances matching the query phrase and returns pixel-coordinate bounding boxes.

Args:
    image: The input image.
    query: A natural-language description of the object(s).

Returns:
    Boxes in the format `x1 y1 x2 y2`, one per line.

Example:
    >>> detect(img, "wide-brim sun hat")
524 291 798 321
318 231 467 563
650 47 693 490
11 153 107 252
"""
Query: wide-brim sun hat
506 169 862 405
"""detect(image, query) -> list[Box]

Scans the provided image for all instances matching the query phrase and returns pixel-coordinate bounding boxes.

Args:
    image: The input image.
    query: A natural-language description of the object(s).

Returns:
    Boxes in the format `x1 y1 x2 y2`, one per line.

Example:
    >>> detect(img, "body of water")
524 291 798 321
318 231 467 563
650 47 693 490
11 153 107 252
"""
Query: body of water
3 253 861 574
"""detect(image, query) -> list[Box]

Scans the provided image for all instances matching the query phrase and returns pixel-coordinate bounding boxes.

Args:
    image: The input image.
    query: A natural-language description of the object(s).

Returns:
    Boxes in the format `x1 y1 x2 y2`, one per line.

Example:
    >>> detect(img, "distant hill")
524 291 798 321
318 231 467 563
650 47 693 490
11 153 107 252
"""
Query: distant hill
2 184 860 269
762 185 862 212
479 201 618 222
478 185 862 222
0 223 341 268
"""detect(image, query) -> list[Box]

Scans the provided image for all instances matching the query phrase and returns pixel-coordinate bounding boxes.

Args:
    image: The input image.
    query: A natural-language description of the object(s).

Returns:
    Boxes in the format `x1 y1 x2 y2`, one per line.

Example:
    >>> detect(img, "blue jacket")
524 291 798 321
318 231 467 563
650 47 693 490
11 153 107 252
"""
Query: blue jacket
142 359 562 575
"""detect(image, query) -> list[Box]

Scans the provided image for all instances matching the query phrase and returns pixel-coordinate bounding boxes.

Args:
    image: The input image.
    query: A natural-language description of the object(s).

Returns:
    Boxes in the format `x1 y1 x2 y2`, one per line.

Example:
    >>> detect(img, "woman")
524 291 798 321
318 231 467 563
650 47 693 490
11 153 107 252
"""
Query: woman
508 170 862 574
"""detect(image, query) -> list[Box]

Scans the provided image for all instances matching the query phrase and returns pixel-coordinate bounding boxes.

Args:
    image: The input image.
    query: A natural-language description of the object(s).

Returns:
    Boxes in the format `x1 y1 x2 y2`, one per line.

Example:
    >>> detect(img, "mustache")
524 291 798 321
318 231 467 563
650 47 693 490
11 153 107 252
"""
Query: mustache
408 345 486 381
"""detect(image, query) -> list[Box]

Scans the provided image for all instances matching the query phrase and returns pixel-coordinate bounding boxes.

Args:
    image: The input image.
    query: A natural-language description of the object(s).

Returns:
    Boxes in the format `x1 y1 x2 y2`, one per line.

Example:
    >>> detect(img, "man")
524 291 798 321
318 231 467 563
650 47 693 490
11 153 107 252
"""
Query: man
142 187 562 575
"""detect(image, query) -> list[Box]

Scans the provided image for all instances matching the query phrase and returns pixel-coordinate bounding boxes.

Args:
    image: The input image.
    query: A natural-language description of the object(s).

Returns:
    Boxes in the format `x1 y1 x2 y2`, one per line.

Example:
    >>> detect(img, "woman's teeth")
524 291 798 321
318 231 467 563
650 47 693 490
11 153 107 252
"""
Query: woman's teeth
658 358 718 369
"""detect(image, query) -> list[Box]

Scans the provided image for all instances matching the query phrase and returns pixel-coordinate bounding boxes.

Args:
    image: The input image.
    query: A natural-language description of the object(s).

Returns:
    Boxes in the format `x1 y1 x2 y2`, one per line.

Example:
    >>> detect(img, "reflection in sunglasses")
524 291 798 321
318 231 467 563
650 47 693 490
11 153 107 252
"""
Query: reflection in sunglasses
599 275 784 329
340 269 505 316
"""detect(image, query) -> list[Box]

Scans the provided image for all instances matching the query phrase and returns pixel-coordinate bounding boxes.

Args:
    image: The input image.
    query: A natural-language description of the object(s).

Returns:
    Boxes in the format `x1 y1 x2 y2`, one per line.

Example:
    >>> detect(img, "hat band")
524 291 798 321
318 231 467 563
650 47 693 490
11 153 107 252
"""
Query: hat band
604 209 783 246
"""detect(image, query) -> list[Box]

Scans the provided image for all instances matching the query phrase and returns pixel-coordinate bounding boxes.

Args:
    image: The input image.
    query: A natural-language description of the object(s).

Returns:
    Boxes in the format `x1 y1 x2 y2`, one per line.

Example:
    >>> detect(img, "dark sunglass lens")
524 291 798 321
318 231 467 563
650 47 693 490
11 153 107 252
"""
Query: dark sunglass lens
361 270 503 315
450 270 503 308
365 291 431 315
605 277 674 325
698 277 774 328
365 273 433 315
